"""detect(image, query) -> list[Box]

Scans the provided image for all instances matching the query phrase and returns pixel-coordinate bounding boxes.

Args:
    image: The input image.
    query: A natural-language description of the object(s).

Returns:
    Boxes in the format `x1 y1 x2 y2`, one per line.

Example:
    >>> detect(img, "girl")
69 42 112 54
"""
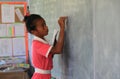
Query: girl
24 14 67 79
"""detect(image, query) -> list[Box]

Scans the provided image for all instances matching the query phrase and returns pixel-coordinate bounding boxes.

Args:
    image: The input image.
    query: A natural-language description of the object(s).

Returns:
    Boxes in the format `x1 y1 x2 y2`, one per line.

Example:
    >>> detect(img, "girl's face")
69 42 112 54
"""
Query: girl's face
33 19 49 38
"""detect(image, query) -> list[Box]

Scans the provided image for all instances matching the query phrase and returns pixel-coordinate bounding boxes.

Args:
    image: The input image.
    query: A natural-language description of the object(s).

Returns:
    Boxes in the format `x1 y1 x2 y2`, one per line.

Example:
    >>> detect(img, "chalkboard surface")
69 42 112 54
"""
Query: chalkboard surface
30 0 120 79
30 0 93 79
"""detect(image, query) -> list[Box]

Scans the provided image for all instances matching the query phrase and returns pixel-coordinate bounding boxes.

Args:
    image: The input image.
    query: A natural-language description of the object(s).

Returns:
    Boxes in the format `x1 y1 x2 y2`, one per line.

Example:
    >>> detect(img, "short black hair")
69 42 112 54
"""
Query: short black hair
23 14 43 33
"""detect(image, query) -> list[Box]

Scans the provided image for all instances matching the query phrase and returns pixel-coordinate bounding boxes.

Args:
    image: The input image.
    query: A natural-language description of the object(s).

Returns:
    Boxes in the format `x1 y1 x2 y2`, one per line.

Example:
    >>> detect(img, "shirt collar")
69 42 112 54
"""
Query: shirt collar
33 36 48 44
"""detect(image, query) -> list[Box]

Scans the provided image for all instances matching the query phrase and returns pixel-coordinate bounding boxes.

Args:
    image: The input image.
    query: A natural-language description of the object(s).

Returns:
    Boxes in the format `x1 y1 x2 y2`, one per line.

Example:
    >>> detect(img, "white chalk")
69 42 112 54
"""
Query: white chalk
65 18 68 31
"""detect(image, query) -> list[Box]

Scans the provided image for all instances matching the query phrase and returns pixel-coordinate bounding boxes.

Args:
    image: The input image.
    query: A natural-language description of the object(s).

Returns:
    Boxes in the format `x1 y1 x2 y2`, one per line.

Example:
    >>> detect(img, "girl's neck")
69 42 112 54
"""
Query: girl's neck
38 36 44 39
34 34 44 40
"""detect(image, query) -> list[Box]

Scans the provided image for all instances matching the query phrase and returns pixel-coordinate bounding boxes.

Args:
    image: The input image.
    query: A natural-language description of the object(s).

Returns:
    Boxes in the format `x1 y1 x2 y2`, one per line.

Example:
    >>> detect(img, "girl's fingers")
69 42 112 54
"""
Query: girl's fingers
59 16 68 19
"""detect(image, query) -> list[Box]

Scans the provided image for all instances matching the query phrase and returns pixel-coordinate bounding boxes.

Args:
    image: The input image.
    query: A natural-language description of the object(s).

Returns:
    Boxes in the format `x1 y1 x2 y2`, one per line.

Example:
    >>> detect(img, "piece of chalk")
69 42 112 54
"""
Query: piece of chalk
65 18 68 30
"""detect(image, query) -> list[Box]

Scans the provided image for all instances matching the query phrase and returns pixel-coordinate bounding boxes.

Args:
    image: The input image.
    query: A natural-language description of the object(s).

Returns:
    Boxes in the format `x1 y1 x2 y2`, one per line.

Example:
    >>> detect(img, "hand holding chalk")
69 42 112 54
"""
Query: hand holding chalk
58 16 68 29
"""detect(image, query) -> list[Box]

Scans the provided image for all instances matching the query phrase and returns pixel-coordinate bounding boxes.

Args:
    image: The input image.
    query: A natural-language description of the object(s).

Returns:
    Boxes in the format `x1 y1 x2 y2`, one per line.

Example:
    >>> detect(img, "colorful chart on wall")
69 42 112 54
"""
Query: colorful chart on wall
0 2 28 63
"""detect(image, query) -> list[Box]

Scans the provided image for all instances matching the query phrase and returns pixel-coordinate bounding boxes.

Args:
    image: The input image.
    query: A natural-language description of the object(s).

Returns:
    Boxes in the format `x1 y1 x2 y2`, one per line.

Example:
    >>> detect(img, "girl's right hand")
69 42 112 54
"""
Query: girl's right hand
50 16 67 54
58 16 67 29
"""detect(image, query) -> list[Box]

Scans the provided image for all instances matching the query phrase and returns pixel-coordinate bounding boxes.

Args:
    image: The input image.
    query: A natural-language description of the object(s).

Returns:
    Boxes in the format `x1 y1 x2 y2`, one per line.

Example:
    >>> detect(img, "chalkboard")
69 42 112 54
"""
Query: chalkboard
30 0 120 79
30 0 93 79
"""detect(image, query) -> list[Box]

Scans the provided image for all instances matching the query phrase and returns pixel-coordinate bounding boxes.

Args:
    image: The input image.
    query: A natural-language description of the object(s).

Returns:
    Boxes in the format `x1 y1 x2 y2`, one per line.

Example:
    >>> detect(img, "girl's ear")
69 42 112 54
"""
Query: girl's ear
31 30 37 35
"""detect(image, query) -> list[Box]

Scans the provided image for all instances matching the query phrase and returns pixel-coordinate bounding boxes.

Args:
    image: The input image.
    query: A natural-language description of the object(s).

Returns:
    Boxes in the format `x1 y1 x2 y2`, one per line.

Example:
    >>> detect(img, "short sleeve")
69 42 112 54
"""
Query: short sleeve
34 41 52 58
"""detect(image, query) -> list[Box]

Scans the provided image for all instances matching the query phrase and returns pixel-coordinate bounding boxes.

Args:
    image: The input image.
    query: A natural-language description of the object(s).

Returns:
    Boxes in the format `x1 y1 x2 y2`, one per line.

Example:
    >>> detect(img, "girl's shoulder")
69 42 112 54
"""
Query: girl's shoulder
32 40 49 46
32 40 43 44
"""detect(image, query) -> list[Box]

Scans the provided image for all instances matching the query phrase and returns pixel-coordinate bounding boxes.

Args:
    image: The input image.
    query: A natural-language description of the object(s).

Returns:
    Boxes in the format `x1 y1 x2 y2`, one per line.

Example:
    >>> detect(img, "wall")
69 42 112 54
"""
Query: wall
0 0 34 78
29 0 120 79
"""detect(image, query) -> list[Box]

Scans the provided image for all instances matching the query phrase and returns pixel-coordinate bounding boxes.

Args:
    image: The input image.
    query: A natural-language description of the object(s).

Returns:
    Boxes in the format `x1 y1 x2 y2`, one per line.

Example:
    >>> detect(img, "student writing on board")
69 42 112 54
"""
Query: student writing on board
24 14 67 79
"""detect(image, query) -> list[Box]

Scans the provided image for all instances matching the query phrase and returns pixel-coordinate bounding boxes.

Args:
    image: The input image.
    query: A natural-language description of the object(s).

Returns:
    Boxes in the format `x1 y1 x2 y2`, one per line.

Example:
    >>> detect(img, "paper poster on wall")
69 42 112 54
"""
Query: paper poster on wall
14 23 25 36
15 8 24 21
13 38 26 56
0 38 12 56
0 24 14 37
51 29 59 45
6 24 14 37
0 24 7 37
1 4 15 23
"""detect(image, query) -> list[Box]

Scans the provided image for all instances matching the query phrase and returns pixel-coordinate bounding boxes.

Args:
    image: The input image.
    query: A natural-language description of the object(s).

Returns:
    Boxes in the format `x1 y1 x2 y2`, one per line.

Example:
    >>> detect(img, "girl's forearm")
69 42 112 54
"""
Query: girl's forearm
54 28 64 53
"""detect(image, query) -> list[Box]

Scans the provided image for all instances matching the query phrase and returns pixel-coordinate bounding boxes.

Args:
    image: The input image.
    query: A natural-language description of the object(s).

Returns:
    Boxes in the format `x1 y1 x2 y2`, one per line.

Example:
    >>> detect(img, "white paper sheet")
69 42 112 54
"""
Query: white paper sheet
0 24 7 37
0 38 12 56
51 29 59 45
12 38 26 56
1 4 15 23
6 24 14 37
15 8 24 21
14 23 25 36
